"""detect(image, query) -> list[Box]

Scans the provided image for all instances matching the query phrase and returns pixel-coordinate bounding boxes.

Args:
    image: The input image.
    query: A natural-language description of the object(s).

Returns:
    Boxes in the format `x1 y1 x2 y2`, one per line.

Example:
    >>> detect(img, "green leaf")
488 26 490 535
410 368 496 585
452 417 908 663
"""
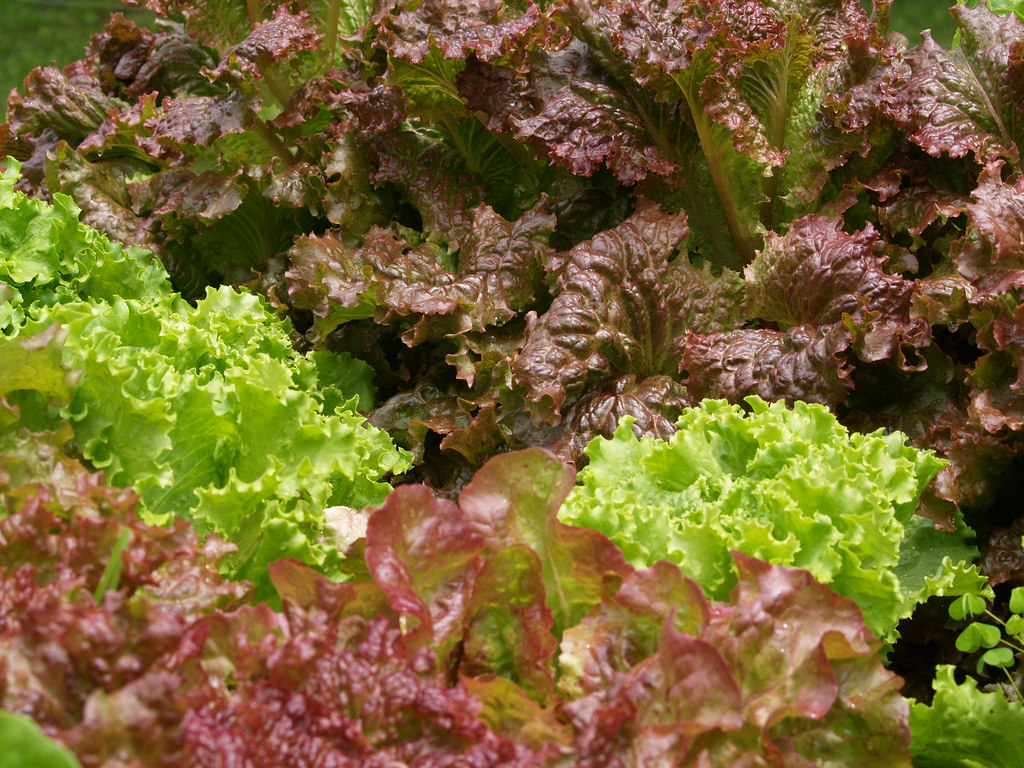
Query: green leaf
949 592 989 621
955 622 1002 653
0 711 83 768
894 515 991 623
911 666 1024 768
561 396 950 639
1010 585 1024 614
1005 614 1024 636
0 324 77 411
981 646 1016 668
389 50 466 121
2 163 410 600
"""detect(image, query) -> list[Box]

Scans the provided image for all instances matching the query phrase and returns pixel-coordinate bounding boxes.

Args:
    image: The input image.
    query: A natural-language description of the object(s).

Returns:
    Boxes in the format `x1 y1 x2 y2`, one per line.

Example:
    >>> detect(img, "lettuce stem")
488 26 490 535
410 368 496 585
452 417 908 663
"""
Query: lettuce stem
320 0 342 65
250 118 297 164
94 529 132 603
681 88 758 265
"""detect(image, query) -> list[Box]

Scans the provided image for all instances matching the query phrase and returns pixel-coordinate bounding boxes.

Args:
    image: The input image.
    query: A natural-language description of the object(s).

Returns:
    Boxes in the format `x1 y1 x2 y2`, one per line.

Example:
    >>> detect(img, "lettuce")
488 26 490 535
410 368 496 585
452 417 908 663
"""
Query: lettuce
0 160 410 598
301 448 913 766
0 427 538 767
0 429 911 765
559 397 987 638
909 666 1024 768
0 712 83 768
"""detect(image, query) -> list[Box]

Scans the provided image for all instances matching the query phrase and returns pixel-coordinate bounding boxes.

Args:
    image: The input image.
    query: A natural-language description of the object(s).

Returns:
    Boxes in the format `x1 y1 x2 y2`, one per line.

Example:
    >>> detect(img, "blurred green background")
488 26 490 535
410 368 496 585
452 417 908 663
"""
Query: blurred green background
0 1 966 118
1 0 154 115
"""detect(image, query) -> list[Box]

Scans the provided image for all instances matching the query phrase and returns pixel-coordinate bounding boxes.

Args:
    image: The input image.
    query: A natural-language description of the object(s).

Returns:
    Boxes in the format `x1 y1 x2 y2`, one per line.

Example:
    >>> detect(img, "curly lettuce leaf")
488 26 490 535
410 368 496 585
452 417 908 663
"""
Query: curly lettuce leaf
559 396 977 639
889 3 1024 168
1 164 410 598
16 289 406 596
0 159 169 332
0 432 538 767
909 666 1024 768
287 200 555 342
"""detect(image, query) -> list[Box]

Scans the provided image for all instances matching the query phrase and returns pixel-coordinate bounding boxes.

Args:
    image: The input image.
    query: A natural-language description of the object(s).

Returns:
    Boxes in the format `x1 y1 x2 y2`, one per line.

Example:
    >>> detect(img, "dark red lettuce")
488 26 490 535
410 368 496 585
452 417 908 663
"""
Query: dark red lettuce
889 3 1024 168
514 199 743 452
513 0 901 268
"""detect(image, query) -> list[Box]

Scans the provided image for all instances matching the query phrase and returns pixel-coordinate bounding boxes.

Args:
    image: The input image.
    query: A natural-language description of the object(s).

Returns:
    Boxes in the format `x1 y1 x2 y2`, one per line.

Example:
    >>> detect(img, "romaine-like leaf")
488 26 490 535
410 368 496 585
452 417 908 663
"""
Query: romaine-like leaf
956 163 1024 296
747 217 913 330
514 0 899 267
889 3 1024 167
204 7 321 84
381 0 541 77
88 14 217 101
515 199 743 422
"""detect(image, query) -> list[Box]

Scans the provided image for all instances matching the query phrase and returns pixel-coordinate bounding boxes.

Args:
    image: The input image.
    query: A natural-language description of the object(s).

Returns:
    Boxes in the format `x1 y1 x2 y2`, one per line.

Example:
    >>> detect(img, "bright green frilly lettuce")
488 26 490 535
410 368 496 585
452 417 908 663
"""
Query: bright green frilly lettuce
0 159 410 599
909 666 1024 768
559 397 988 639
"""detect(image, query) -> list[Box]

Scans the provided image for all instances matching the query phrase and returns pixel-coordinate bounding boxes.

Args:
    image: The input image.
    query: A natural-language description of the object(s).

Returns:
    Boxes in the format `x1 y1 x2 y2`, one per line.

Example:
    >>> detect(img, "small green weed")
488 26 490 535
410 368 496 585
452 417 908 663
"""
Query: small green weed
951 587 1024 701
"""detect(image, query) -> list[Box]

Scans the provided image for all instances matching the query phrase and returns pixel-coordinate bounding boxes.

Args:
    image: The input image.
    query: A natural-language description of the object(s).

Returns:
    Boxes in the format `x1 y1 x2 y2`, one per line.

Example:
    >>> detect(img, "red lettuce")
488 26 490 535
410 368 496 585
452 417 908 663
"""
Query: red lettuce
1 429 912 766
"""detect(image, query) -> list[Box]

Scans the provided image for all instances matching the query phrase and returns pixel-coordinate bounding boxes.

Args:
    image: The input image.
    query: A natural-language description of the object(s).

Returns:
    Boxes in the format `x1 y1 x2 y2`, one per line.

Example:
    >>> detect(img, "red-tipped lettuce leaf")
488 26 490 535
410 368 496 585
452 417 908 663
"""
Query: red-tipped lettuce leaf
889 4 1024 167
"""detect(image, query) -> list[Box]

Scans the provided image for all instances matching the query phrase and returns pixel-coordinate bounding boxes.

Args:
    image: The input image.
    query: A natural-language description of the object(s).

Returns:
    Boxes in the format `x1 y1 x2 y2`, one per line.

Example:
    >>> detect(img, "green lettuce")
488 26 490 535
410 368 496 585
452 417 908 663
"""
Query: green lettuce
0 711 83 768
559 396 987 638
0 159 169 332
0 159 411 598
909 666 1024 768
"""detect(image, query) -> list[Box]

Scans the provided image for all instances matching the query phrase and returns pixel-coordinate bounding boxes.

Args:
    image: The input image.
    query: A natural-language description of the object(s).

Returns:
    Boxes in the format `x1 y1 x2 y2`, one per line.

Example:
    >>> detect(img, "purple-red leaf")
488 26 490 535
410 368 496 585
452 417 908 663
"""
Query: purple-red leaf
365 484 485 657
205 8 320 82
682 324 852 406
287 201 554 342
889 4 1024 166
458 448 633 633
382 0 541 65
515 199 742 422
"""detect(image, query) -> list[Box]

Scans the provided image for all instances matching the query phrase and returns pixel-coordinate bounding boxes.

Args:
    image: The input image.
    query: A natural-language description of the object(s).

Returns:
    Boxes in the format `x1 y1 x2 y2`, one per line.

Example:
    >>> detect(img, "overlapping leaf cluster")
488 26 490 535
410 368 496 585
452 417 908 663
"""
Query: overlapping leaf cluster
0 0 889 485
0 161 410 600
0 426 912 766
6 0 1024 554
7 0 1024 762
560 396 987 640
